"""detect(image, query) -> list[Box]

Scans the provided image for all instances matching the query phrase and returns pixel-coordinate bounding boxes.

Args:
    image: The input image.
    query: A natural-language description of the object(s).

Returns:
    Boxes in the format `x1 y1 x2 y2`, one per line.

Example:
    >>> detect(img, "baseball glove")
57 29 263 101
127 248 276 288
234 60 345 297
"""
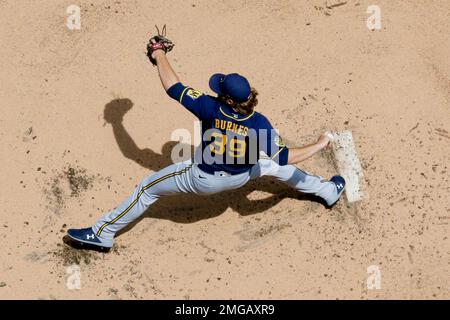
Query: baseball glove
146 25 175 66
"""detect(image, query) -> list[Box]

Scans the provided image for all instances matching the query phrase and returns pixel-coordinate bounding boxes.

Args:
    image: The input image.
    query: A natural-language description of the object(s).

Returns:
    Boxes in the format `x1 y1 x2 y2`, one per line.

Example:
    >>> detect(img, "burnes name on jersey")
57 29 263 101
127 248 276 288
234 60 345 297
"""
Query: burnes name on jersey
214 119 249 136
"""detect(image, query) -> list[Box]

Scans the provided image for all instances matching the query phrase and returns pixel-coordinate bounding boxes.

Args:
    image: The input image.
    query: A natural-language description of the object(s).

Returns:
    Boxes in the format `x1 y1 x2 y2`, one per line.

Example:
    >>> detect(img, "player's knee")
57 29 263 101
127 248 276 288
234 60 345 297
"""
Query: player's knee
140 191 160 205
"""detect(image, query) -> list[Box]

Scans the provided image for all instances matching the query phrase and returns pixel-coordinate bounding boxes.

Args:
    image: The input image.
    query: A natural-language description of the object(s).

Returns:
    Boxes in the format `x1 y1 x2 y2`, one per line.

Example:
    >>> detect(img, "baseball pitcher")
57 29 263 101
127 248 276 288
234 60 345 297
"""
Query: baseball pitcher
66 28 346 250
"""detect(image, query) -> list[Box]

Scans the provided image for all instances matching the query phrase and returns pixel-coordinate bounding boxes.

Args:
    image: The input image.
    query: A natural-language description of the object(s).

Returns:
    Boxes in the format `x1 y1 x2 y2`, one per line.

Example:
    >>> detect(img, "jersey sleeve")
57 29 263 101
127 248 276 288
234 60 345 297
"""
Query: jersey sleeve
258 116 289 166
166 82 216 120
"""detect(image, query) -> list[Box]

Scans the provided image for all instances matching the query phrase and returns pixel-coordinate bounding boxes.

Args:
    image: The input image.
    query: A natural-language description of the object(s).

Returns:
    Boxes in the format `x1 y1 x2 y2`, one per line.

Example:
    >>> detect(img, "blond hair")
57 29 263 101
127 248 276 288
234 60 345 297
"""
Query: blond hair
218 88 259 116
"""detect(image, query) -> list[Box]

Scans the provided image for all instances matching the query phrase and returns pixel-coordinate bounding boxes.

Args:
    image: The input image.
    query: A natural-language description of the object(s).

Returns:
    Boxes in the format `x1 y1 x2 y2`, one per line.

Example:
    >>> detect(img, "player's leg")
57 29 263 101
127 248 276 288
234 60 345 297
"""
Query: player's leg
274 164 345 206
250 159 345 206
67 160 196 248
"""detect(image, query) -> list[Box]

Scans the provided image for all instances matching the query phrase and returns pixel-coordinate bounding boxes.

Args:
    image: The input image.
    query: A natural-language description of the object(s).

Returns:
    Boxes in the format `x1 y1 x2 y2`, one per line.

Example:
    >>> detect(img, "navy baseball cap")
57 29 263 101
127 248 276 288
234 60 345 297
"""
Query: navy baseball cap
209 73 251 103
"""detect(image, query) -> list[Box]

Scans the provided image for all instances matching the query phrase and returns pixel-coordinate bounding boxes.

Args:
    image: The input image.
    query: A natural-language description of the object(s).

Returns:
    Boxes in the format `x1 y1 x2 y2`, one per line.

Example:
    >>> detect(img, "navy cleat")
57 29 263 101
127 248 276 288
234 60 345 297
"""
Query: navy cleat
326 175 346 207
66 227 113 249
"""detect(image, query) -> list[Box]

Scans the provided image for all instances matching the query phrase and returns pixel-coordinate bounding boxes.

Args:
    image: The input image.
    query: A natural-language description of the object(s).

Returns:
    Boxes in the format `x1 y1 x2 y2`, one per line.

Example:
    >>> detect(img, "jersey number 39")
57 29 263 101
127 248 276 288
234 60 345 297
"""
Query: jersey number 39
210 132 246 158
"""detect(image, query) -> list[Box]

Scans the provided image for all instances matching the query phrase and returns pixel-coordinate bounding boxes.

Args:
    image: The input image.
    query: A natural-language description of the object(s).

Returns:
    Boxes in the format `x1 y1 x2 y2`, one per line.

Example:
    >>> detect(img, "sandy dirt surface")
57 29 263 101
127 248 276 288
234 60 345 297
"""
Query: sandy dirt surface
0 0 449 299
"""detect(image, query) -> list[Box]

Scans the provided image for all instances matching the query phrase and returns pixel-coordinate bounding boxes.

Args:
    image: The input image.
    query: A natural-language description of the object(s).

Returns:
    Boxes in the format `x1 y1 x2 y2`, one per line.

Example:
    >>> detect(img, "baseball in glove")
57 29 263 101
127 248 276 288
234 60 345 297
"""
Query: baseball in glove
146 25 175 65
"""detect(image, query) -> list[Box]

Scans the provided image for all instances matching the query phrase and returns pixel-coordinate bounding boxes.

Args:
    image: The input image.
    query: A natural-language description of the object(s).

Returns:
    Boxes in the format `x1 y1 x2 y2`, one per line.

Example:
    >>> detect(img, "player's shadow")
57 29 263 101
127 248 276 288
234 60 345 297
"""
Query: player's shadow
103 98 323 229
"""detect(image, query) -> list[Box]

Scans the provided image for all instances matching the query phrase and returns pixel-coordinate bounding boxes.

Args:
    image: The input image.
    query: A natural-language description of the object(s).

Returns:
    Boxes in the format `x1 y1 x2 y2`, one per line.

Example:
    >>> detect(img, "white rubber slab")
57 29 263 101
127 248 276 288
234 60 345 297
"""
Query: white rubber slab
331 131 367 203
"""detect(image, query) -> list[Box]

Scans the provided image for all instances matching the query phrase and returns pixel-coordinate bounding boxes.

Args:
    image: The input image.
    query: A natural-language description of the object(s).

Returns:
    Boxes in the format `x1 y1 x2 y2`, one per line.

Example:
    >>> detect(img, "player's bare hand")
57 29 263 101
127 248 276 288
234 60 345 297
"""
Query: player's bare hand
317 131 334 149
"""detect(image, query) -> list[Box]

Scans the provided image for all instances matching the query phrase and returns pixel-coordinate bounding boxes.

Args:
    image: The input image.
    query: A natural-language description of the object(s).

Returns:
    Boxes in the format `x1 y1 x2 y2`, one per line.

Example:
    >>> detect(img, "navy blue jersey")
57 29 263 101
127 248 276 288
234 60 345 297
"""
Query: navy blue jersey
167 82 289 174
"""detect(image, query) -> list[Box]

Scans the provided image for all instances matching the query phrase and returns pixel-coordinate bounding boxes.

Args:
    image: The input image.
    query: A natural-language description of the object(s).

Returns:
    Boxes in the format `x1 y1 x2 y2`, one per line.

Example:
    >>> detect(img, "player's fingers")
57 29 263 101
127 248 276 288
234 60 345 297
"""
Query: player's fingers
325 131 335 142
319 131 334 149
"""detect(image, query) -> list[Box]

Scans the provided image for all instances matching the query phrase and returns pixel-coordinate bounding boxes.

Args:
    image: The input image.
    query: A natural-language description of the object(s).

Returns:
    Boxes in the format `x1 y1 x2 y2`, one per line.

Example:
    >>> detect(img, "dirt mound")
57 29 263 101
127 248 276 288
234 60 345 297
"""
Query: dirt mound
0 0 448 299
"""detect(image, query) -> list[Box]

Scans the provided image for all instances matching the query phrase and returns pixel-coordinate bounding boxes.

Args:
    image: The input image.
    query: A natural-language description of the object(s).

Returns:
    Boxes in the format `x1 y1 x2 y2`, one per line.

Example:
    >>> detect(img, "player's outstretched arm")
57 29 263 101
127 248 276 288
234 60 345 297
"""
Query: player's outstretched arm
287 132 332 165
152 50 180 91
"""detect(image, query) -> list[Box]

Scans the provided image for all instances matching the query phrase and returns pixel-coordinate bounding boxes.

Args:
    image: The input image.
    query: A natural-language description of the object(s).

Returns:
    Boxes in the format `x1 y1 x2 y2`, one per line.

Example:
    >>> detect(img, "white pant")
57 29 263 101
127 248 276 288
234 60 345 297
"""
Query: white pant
93 159 337 239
